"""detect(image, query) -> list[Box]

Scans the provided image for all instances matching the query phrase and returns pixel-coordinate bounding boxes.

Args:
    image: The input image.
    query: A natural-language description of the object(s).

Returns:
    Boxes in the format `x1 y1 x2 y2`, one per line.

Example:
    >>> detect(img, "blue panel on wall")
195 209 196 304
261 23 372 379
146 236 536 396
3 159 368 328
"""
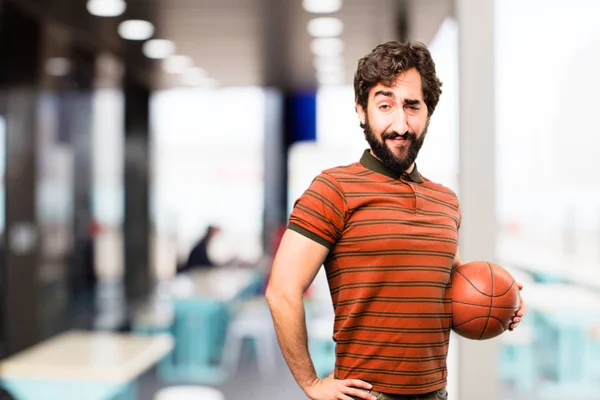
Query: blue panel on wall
289 92 316 143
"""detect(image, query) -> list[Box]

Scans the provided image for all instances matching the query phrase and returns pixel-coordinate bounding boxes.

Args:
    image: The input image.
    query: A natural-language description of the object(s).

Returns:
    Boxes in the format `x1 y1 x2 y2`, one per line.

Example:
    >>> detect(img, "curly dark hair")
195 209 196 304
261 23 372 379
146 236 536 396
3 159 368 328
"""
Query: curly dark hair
354 41 442 118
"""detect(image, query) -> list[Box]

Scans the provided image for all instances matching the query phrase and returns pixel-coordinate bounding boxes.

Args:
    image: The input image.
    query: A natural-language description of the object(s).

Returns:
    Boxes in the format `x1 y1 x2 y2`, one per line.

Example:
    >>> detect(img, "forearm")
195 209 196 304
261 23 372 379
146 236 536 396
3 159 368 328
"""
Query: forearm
267 291 318 392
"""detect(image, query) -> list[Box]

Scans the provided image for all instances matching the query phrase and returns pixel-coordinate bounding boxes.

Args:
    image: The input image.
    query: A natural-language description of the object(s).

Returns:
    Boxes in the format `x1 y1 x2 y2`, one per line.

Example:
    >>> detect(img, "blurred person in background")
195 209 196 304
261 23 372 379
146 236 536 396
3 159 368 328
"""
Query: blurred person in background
266 41 526 400
82 220 102 293
178 224 222 272
69 220 102 329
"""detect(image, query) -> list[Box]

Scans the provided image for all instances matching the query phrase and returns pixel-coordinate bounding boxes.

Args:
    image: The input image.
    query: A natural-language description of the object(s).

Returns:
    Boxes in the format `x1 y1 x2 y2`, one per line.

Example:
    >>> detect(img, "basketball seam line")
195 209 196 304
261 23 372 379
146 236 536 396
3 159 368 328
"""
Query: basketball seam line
477 263 494 340
452 300 519 309
454 269 516 298
452 315 507 329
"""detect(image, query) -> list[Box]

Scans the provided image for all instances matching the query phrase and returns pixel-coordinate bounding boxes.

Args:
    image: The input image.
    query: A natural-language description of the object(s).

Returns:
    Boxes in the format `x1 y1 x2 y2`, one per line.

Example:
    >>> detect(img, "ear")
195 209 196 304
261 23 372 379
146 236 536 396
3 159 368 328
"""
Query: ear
356 102 366 126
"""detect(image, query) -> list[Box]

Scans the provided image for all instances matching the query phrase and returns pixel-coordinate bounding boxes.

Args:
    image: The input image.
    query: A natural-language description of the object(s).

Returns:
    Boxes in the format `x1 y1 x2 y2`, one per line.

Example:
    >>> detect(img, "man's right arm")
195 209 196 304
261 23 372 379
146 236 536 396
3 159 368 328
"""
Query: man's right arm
265 229 375 400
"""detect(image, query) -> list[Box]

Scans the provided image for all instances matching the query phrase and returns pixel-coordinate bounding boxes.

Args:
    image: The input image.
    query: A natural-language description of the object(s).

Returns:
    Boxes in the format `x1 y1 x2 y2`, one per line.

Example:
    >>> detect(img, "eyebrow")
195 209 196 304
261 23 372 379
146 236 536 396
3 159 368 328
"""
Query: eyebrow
404 98 422 106
373 91 422 106
373 90 394 99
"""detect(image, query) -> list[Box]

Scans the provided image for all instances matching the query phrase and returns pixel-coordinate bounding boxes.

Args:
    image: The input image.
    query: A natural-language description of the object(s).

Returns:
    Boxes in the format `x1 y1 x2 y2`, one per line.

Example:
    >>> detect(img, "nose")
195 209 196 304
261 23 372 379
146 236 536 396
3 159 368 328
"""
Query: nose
391 107 408 134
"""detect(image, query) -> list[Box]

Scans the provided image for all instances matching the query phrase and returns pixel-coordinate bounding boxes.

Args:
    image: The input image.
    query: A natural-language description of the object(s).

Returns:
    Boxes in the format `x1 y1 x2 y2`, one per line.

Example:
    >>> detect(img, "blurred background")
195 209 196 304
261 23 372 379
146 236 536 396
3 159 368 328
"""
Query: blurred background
0 0 599 399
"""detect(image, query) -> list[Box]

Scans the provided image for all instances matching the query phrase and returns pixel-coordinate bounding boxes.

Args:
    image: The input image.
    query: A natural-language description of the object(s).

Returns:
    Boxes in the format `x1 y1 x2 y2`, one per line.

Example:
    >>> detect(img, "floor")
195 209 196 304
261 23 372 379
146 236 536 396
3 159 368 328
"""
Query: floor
138 344 307 400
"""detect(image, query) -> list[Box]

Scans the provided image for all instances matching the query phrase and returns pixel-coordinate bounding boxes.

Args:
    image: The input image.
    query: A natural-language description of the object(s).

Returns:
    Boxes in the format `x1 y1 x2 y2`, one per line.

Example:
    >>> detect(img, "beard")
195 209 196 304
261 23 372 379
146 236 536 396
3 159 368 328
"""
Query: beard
363 117 427 173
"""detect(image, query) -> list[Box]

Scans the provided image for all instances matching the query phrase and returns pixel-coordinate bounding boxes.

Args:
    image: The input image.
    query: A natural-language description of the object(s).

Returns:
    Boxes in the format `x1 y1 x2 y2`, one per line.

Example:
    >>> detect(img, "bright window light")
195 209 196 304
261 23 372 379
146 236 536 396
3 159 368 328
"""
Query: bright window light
310 38 344 57
143 39 176 59
118 20 155 41
307 17 343 37
303 0 342 14
163 55 193 74
86 0 126 17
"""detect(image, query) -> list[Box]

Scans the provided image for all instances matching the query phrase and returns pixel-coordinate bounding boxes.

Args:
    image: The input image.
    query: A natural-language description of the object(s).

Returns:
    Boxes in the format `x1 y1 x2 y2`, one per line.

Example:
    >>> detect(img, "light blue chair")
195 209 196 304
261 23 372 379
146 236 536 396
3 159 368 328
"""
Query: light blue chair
161 270 267 383
590 326 600 383
531 271 568 284
221 297 278 380
161 298 228 383
534 310 600 398
498 324 536 394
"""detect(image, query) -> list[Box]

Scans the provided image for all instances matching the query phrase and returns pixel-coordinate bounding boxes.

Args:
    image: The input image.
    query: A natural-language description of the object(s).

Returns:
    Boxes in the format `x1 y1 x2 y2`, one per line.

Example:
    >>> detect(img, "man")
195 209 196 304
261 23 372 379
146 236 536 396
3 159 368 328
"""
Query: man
266 41 526 400
179 225 221 272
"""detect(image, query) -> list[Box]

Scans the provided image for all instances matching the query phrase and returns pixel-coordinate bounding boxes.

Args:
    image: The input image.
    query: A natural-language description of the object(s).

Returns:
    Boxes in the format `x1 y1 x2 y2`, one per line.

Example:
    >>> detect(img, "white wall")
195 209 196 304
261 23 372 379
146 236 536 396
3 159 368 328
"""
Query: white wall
495 0 600 236
151 87 266 270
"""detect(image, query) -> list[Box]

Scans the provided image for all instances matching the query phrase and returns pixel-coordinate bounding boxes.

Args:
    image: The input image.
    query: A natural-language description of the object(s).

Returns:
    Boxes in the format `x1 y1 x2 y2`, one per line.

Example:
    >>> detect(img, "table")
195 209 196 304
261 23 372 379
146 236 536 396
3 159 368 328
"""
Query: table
0 331 174 400
173 267 258 301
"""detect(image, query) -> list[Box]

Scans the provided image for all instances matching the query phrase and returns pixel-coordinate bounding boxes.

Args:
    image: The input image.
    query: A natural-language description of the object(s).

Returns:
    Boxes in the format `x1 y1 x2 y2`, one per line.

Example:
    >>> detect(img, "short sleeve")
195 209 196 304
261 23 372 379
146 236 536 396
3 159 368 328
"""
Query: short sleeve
288 172 347 249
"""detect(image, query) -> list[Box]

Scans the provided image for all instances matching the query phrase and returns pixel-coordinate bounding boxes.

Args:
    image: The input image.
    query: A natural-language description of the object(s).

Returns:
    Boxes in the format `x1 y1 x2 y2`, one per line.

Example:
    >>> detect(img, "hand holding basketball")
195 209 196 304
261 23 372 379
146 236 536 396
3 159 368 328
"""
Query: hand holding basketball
508 281 526 331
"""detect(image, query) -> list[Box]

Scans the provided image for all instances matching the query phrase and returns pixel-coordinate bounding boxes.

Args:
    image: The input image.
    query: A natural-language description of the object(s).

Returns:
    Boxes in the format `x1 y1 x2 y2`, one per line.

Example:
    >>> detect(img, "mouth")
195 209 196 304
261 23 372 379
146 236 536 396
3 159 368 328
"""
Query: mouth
385 134 409 145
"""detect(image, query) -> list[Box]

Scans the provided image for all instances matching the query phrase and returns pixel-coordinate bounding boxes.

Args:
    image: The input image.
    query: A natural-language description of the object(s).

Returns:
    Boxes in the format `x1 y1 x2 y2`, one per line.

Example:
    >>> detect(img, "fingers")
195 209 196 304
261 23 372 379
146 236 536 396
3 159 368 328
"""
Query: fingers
343 380 373 390
514 282 526 319
517 300 527 317
509 313 522 331
341 387 377 400
340 380 376 400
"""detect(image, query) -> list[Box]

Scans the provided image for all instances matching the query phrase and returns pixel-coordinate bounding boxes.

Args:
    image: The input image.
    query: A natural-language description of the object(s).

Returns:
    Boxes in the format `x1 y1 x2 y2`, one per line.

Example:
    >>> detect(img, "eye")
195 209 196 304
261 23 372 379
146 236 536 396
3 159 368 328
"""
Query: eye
379 104 391 111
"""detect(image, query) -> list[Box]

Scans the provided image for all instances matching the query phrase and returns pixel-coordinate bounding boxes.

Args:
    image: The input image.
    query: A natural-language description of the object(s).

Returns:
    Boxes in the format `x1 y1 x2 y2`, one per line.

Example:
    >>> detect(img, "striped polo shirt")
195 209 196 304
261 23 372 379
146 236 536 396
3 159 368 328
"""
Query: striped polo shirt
289 149 460 395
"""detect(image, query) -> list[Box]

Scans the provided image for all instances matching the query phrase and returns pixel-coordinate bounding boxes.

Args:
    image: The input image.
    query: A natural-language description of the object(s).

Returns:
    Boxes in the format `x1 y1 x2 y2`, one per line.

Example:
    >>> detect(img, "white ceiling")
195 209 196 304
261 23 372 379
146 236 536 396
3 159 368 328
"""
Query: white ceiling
151 0 401 90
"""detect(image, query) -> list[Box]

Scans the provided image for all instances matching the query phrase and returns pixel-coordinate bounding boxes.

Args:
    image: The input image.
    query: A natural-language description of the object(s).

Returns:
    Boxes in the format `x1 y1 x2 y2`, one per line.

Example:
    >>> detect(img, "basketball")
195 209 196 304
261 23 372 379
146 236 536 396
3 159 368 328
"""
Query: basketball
451 261 521 340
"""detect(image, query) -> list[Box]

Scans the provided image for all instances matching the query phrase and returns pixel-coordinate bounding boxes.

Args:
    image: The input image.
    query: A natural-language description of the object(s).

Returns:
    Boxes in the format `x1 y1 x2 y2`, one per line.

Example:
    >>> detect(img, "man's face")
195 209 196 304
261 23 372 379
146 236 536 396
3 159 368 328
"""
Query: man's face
357 68 429 173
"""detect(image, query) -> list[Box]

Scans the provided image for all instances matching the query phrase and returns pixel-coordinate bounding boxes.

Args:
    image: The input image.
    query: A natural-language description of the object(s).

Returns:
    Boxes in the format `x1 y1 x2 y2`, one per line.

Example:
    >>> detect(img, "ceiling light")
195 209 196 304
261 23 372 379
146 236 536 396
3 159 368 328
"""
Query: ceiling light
143 39 176 59
201 78 219 89
317 69 343 81
318 76 344 86
86 0 126 17
163 55 193 74
45 58 71 77
180 74 218 89
307 17 343 37
118 20 155 41
318 74 344 86
303 0 342 14
180 67 208 85
310 38 344 57
313 56 344 72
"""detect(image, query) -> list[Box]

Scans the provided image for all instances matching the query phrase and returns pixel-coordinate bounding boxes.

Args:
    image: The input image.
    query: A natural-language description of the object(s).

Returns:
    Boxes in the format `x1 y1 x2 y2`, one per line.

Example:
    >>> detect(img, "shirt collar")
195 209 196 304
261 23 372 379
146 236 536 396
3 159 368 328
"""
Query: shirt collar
360 149 424 183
